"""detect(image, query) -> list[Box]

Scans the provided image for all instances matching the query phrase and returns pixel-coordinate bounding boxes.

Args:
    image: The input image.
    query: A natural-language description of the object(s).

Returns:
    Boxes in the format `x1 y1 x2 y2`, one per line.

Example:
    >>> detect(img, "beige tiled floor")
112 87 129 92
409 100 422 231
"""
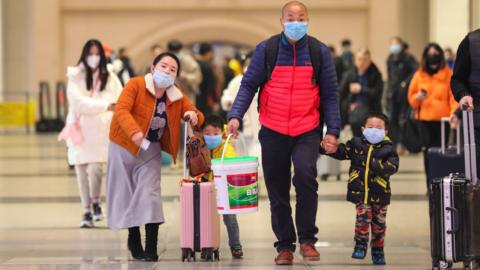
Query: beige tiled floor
0 134 442 269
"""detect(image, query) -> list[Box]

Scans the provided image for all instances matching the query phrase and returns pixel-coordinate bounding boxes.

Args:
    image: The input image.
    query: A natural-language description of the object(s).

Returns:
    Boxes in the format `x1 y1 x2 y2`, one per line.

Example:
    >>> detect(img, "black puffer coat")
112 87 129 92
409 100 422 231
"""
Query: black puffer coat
322 136 399 205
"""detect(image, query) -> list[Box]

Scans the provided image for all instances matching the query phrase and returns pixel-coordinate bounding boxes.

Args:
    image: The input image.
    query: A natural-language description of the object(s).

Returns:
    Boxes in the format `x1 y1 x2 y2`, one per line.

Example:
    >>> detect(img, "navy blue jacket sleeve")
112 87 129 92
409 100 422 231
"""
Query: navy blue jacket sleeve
319 44 341 137
227 41 267 121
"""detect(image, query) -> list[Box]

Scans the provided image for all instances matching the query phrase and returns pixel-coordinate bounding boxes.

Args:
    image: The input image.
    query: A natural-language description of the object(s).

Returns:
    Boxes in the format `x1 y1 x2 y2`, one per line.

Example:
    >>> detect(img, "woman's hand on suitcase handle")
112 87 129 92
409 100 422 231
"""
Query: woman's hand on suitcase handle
184 111 198 126
131 132 144 147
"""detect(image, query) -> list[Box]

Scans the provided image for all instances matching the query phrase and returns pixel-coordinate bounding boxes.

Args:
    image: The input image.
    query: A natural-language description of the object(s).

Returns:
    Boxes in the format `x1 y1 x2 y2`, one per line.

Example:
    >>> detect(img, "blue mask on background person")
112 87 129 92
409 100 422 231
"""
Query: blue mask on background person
363 128 385 145
283 21 308 41
153 70 175 89
204 135 223 150
390 43 402 55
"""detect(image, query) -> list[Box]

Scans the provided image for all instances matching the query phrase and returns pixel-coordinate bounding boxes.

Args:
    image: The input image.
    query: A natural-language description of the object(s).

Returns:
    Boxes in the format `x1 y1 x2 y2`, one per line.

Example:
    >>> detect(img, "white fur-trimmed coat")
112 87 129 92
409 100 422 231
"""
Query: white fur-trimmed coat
65 64 122 165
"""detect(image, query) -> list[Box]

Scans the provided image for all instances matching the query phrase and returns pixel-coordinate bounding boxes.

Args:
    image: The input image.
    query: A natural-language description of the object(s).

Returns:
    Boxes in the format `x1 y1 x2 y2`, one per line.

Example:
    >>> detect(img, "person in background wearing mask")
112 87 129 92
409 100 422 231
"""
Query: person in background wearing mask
320 112 399 265
444 47 456 70
408 43 458 186
144 44 164 75
59 39 122 228
167 40 202 104
341 39 354 71
340 49 383 136
106 52 204 261
386 36 418 154
112 47 136 86
196 42 218 116
227 1 341 265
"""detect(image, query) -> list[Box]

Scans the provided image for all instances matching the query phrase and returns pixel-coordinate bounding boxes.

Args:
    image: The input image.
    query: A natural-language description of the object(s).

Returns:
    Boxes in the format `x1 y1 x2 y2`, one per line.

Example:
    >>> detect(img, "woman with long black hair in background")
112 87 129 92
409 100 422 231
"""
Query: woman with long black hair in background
60 39 122 228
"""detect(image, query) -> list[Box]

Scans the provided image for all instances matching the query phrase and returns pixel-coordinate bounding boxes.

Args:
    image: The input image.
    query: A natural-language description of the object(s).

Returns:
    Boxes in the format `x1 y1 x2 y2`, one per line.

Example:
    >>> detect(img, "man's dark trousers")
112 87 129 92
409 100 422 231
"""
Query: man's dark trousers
259 125 321 252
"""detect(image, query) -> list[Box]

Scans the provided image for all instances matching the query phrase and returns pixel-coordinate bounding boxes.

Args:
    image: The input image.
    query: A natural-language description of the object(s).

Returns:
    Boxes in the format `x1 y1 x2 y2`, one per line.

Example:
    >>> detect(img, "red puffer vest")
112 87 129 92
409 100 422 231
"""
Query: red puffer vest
259 54 320 136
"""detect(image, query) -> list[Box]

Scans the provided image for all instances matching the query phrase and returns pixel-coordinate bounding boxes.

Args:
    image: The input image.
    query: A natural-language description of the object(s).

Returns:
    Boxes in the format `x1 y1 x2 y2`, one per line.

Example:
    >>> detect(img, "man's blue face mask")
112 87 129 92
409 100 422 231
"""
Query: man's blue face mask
283 21 308 42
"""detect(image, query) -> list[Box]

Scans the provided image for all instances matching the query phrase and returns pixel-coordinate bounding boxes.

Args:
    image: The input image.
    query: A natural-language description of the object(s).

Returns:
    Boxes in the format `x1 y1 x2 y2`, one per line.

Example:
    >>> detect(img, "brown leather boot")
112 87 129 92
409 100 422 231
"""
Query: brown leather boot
300 243 320 261
275 250 294 265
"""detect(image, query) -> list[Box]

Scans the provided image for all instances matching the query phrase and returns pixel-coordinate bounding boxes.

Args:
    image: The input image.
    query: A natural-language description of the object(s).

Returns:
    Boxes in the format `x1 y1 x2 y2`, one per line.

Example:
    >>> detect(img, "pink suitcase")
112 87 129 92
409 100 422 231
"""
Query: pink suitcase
180 121 220 262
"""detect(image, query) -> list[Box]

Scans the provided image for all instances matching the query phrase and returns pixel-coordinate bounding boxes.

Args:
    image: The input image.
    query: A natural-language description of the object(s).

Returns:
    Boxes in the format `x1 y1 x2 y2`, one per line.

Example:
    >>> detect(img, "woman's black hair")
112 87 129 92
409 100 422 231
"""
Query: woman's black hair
151 52 181 76
78 39 109 91
420 42 446 71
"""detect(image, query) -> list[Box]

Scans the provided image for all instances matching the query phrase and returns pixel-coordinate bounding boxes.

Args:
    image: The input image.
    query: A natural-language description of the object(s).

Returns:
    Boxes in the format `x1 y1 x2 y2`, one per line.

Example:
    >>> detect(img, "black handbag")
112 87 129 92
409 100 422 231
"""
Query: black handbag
402 107 429 153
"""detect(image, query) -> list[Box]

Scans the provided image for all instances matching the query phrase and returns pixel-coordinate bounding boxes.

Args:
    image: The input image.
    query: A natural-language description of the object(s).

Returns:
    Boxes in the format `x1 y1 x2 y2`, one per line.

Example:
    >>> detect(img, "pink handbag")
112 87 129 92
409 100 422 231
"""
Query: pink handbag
58 78 99 145
58 116 84 145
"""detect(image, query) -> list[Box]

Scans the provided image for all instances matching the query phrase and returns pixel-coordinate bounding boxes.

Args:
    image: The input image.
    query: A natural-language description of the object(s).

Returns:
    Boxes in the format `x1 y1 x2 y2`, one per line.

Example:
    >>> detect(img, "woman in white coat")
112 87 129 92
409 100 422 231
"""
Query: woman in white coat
60 39 122 228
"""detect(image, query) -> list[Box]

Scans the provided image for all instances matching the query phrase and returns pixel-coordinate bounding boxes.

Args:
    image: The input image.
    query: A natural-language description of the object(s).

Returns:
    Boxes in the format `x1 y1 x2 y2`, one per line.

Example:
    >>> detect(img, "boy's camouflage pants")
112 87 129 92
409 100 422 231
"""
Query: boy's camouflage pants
354 203 388 248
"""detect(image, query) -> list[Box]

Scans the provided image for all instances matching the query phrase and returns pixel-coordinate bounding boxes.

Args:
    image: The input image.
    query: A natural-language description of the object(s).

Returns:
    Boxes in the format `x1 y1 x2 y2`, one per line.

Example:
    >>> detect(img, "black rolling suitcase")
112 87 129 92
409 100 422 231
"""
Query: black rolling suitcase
426 117 464 185
429 108 480 270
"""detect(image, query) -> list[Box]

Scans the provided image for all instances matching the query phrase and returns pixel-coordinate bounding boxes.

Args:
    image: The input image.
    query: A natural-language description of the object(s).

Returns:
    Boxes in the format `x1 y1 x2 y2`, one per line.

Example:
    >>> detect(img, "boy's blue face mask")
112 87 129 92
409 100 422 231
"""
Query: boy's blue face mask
362 128 385 145
204 135 222 150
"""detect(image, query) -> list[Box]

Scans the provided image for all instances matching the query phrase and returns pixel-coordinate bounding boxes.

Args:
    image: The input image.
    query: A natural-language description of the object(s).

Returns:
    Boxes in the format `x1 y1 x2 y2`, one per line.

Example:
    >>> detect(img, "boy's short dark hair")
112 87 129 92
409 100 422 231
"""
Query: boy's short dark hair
363 112 390 129
203 115 224 130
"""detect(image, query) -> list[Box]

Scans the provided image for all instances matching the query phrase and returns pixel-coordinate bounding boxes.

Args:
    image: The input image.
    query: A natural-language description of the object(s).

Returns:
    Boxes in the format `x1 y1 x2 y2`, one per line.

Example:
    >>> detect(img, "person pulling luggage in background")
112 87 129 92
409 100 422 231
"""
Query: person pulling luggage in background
320 112 399 265
202 115 244 259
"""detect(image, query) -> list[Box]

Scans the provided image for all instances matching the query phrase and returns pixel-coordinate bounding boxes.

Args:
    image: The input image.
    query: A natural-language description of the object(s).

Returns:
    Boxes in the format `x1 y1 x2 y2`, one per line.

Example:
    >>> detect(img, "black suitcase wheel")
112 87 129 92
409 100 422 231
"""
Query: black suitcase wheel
439 261 452 269
213 249 220 261
202 248 214 261
465 260 477 270
320 174 329 181
336 174 341 181
181 248 194 262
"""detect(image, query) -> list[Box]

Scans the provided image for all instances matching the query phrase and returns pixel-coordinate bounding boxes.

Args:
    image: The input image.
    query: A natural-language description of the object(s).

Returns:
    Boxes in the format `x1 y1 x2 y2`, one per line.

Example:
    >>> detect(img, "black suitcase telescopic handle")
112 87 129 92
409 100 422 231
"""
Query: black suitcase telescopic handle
461 105 478 185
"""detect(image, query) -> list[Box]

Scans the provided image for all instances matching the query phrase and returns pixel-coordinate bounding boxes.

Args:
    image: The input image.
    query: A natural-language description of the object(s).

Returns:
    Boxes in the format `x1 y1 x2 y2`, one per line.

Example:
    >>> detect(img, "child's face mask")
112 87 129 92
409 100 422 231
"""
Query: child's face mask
362 128 385 144
204 135 222 150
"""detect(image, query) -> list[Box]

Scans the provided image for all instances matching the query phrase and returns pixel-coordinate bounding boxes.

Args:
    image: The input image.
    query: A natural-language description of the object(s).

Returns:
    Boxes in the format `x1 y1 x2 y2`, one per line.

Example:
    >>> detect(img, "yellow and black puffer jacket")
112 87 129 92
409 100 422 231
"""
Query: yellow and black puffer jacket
325 136 399 205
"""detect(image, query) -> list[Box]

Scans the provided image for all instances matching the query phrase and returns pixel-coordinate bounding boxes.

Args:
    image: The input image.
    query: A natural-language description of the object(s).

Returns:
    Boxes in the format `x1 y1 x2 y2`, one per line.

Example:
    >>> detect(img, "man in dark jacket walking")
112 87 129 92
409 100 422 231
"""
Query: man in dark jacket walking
340 49 383 136
196 43 218 116
386 37 418 151
451 29 480 172
227 1 341 265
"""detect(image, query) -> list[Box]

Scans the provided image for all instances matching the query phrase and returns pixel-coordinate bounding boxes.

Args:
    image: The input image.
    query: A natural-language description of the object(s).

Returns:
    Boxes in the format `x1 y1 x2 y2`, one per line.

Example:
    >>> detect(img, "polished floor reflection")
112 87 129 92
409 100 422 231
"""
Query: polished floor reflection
0 134 435 269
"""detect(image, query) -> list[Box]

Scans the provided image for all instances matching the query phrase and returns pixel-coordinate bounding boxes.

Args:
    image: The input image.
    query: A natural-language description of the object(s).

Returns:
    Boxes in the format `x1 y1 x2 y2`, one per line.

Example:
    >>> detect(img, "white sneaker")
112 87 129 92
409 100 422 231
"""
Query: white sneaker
92 203 104 222
80 212 94 228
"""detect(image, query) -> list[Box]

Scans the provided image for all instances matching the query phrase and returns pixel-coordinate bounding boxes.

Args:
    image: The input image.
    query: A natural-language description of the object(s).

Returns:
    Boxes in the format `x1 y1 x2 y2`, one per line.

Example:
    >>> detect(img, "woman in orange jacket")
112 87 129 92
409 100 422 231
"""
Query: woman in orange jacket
106 52 204 261
408 43 458 182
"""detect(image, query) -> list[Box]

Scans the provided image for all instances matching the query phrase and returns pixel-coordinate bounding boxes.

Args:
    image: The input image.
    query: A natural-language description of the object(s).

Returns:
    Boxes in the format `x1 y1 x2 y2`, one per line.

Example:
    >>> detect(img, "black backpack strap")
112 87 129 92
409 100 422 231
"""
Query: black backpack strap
258 34 281 111
307 35 323 86
264 34 281 83
307 36 325 132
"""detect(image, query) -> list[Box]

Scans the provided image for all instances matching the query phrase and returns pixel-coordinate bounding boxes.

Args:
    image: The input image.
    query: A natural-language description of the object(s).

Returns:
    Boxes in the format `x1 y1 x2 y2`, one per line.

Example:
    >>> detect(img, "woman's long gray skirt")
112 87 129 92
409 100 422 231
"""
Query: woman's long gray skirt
106 142 164 230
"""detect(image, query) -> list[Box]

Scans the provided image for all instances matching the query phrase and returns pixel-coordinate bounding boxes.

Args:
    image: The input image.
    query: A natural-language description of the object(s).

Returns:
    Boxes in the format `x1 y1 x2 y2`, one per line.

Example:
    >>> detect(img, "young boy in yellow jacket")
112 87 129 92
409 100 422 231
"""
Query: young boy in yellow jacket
202 115 243 258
